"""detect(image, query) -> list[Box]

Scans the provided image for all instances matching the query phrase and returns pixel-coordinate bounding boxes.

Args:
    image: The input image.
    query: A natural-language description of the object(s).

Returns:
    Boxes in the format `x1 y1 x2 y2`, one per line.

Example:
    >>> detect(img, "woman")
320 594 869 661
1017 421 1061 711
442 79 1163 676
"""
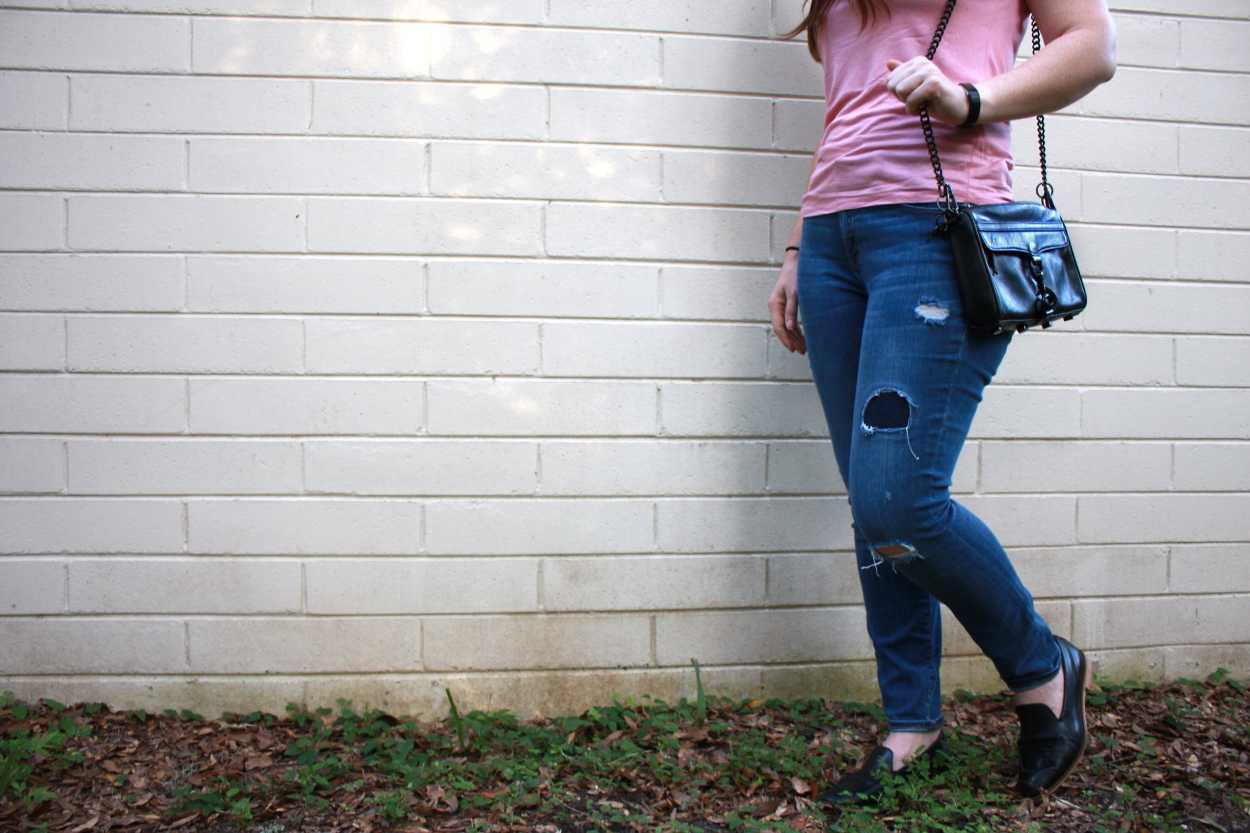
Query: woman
772 0 1116 804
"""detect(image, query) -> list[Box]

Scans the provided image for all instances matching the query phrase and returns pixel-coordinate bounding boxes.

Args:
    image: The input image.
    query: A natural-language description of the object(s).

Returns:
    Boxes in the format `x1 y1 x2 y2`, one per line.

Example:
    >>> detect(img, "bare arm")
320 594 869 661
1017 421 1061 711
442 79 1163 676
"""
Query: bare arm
885 0 1116 127
974 0 1117 124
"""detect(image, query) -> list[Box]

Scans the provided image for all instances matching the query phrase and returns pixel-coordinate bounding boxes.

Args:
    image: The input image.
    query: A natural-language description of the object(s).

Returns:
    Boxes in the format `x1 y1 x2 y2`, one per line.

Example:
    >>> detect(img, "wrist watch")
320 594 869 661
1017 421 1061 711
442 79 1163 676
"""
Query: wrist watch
959 82 980 128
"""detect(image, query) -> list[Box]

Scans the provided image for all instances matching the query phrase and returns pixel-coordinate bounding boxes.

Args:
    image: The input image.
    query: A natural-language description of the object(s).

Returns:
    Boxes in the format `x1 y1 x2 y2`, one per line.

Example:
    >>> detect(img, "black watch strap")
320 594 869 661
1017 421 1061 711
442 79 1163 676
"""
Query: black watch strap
959 82 980 128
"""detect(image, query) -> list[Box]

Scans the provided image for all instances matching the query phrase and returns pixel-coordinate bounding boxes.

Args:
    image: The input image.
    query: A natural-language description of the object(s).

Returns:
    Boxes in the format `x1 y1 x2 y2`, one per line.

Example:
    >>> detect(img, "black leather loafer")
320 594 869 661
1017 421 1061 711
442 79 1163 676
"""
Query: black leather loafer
1014 635 1093 797
820 730 947 806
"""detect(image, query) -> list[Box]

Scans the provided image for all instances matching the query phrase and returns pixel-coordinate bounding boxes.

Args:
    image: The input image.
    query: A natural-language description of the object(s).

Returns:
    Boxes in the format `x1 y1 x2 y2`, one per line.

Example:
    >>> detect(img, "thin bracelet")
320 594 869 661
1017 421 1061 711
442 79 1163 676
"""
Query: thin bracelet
785 245 800 254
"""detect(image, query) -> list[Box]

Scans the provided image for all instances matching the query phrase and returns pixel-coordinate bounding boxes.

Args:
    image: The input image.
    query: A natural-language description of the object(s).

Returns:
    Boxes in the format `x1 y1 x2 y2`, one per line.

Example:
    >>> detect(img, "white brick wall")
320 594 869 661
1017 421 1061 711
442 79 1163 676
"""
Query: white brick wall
1 0 1247 719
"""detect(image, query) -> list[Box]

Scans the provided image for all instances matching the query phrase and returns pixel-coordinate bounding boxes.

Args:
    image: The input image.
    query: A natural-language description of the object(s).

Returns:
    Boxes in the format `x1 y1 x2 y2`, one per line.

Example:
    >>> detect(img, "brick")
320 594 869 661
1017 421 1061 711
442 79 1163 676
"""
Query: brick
1083 171 1250 229
0 676 305 721
1071 67 1250 126
424 613 650 670
1162 645 1250 681
551 88 772 148
189 378 423 435
1073 596 1250 649
0 619 186 674
0 10 188 72
766 552 863 606
1176 335 1250 386
980 440 1171 493
550 0 770 35
187 256 422 314
659 265 773 322
428 379 656 436
313 0 543 22
663 148 812 207
69 559 301 613
1105 13 1178 69
72 1 310 13
660 381 826 437
428 260 657 319
67 439 302 494
190 137 426 195
1179 126 1250 178
305 439 537 495
70 75 310 134
1083 389 1249 438
0 312 63 370
1012 115 1177 175
543 321 766 378
188 498 423 555
0 254 185 311
1065 224 1175 280
305 318 538 374
188 617 420 672
663 34 823 96
1179 18 1250 72
657 496 844 553
67 315 304 373
549 202 768 262
194 17 429 78
306 557 538 614
68 195 305 253
1177 230 1250 282
0 437 64 493
0 498 184 553
1174 443 1250 491
0 193 62 251
307 198 542 255
543 554 765 610
1110 0 1249 17
0 70 66 129
995 333 1171 385
540 440 766 495
312 80 545 139
1078 494 1250 544
0 375 185 433
0 560 64 613
430 142 661 202
1077 281 1249 335
0 133 185 191
655 608 871 665
1007 546 1169 599
425 499 653 555
968 387 1081 439
1169 544 1250 594
432 26 658 86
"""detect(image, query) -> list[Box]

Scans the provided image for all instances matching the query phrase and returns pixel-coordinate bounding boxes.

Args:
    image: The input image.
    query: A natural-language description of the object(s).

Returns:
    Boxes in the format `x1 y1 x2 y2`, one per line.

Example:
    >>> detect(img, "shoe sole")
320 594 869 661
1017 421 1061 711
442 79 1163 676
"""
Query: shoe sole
1034 645 1093 796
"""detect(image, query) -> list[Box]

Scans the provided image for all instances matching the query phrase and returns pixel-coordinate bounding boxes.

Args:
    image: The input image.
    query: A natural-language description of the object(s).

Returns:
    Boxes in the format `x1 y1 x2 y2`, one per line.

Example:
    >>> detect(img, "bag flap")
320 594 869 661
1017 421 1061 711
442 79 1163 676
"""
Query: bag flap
965 205 1071 256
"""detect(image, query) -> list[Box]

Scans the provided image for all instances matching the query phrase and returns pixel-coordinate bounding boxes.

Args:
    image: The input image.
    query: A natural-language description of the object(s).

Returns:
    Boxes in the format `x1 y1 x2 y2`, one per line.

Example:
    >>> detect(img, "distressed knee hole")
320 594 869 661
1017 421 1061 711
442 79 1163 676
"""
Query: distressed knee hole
863 389 911 429
914 298 950 325
861 538 925 576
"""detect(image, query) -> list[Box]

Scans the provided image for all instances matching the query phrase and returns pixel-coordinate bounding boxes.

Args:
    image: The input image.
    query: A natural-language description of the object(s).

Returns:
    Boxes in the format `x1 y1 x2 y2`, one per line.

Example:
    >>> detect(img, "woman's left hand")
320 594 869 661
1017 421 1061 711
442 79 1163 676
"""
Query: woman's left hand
884 57 971 125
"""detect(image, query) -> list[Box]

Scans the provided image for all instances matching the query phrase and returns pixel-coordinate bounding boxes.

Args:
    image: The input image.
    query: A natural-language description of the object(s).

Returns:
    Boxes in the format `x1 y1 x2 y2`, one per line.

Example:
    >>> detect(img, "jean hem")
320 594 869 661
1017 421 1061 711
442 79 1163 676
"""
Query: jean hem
886 719 946 734
1004 642 1063 693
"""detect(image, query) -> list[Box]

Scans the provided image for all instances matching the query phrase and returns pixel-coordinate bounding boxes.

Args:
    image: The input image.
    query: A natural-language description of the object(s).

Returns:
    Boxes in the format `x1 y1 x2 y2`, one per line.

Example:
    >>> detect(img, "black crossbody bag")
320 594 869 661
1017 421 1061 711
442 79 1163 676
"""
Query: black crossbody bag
920 0 1088 335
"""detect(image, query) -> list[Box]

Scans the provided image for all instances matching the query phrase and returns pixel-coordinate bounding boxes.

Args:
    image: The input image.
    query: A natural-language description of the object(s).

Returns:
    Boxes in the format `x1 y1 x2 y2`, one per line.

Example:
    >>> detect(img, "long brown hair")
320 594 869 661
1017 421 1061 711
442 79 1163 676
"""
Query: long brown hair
779 0 892 64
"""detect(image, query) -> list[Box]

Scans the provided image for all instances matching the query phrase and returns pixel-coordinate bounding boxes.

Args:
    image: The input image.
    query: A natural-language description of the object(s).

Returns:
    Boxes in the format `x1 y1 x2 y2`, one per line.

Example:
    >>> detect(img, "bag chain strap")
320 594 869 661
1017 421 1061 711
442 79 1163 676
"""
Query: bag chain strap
921 0 1054 214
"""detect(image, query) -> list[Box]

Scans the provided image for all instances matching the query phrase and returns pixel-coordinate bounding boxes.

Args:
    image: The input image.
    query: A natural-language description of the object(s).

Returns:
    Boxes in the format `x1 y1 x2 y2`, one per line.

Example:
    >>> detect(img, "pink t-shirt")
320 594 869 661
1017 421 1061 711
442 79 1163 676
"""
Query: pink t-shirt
799 0 1030 218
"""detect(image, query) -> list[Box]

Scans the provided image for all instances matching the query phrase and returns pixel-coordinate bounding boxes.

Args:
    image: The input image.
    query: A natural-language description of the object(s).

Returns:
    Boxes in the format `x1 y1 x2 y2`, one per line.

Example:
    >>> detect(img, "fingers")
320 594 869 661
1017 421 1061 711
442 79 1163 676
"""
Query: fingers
785 290 805 352
886 57 944 113
903 76 944 115
769 287 804 354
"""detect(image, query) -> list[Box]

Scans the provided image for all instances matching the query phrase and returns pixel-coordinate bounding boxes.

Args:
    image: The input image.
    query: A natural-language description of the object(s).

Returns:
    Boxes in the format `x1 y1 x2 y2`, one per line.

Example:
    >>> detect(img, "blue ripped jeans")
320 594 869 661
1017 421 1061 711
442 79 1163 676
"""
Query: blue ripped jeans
797 201 1063 734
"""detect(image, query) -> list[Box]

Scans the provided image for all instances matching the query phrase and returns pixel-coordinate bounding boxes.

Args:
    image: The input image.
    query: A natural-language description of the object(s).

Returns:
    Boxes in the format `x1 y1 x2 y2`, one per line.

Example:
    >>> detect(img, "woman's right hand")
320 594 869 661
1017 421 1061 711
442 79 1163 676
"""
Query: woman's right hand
769 251 806 355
